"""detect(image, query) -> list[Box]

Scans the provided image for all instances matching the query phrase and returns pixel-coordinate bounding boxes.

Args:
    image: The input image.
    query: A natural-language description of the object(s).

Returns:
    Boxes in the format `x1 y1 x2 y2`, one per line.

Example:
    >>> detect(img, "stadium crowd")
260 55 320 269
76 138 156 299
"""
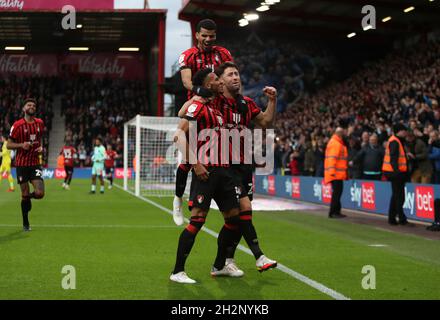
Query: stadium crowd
273 39 440 183
223 34 338 113
61 78 149 167
0 76 54 165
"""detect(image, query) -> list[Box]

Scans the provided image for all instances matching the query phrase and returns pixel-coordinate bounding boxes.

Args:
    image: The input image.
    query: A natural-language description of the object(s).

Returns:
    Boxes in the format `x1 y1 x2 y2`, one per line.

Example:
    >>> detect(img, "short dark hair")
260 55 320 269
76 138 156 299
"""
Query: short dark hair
214 62 238 77
196 19 217 32
23 98 37 106
393 123 407 134
192 68 214 87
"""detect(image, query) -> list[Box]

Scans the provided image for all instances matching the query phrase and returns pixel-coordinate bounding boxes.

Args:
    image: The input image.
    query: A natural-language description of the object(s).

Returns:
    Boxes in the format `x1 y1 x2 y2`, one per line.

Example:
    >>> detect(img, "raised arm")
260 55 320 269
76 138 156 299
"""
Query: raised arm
254 86 277 129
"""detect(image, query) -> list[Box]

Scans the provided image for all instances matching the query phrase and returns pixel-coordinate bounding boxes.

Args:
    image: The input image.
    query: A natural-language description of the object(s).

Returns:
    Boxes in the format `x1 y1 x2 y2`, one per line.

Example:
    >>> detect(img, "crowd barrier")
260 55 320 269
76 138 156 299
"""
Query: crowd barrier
4 168 132 180
254 175 436 223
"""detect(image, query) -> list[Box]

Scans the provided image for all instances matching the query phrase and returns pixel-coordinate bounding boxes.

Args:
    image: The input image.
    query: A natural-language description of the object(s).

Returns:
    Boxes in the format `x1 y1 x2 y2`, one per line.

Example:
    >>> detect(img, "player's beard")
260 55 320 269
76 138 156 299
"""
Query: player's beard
25 109 36 117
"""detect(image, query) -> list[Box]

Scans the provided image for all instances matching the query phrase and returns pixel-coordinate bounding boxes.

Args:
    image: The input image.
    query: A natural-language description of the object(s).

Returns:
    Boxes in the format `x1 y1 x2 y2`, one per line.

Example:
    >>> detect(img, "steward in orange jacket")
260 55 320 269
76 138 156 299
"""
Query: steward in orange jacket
324 127 348 218
382 123 410 226
324 133 348 184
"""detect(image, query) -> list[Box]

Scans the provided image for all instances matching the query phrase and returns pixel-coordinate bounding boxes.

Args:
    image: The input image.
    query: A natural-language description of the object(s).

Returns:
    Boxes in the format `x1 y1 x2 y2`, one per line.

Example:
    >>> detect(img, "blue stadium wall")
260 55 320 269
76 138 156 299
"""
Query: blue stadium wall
254 175 437 223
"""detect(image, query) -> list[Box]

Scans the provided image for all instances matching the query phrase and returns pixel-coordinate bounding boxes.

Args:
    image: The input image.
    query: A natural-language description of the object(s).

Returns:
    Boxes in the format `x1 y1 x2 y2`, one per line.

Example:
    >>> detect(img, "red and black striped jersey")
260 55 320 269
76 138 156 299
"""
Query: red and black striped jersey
185 100 226 167
214 95 262 164
61 146 77 167
217 95 261 128
179 46 233 99
9 117 45 167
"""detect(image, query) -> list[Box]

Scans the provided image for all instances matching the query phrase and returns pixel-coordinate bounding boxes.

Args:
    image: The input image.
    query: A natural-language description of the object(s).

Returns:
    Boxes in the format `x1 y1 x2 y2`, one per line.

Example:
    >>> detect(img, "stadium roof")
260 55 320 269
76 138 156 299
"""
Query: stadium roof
0 9 166 53
179 0 439 42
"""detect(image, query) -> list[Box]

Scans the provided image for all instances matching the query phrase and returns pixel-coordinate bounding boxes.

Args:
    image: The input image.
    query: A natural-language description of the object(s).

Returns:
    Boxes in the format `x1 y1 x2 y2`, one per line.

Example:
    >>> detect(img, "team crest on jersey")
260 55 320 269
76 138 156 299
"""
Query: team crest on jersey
215 55 219 62
197 59 202 63
30 134 36 142
197 195 204 204
217 116 223 126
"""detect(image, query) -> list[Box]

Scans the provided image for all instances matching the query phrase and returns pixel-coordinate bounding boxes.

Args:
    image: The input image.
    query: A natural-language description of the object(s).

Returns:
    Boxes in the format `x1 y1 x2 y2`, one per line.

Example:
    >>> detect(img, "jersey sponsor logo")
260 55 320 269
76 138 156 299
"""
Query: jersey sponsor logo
232 113 241 124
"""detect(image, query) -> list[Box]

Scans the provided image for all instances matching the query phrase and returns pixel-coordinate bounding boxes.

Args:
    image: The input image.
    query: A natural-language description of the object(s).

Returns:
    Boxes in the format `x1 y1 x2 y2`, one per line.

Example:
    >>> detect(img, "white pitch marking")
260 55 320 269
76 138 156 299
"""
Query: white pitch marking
0 224 180 229
115 184 351 300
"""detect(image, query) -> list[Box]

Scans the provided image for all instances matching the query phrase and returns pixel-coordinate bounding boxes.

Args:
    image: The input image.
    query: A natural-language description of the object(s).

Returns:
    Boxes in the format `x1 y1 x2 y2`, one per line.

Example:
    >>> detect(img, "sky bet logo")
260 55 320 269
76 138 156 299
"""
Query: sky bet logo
403 186 434 219
267 176 276 195
313 180 331 203
285 177 300 199
350 182 376 210
42 169 54 179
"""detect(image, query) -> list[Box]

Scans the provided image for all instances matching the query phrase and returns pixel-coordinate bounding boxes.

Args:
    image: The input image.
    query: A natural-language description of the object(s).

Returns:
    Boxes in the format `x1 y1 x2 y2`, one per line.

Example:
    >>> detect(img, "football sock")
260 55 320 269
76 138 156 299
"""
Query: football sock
21 198 32 226
214 216 241 270
109 176 113 186
238 211 263 260
91 184 96 192
173 216 205 274
100 186 104 193
8 174 14 189
175 165 190 198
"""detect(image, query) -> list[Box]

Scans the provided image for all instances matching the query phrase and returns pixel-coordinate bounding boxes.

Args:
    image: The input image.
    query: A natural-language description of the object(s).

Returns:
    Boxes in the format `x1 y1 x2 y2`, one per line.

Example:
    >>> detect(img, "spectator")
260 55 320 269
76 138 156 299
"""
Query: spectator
406 132 433 183
288 151 301 176
351 133 384 180
428 130 440 184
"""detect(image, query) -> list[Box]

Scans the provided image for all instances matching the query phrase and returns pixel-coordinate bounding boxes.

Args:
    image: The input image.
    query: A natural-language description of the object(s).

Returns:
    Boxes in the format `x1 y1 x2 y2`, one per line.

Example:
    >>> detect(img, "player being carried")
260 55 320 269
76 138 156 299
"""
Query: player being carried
60 139 76 190
104 144 118 190
7 98 45 231
90 137 106 194
173 18 248 225
0 135 15 192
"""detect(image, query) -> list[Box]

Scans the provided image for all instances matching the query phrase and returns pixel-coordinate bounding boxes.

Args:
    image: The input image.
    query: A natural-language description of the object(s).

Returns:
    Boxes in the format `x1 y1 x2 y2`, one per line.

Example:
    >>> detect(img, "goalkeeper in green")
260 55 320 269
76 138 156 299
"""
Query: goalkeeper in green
90 138 106 194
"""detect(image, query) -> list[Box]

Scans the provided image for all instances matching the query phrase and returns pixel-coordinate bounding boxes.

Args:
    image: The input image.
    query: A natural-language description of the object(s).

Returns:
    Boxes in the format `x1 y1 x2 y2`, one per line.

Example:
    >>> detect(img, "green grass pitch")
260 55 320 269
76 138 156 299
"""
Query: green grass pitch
1 179 440 300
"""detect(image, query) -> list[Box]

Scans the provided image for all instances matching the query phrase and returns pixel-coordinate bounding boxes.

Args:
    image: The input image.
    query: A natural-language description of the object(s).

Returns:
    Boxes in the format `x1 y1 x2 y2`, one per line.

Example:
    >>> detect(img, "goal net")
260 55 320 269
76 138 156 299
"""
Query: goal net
123 115 188 197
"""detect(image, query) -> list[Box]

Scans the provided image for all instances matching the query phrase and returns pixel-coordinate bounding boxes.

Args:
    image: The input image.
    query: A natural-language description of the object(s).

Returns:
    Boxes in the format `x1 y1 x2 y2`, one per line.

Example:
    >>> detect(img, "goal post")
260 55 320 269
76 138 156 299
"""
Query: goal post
123 115 187 197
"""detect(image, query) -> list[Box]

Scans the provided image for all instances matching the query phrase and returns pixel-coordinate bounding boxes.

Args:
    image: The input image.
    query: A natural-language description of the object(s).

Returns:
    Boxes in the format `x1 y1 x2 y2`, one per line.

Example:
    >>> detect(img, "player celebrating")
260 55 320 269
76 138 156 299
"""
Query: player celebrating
104 144 118 189
0 135 15 192
170 69 241 283
90 138 106 194
173 18 240 225
210 62 278 276
7 98 45 231
60 140 76 190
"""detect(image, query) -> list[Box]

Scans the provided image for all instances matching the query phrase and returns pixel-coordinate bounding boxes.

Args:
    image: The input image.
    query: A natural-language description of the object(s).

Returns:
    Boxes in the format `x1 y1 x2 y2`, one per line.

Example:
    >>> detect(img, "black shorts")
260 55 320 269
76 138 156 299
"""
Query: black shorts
65 166 74 176
189 166 240 213
105 167 114 176
231 164 254 201
16 166 43 184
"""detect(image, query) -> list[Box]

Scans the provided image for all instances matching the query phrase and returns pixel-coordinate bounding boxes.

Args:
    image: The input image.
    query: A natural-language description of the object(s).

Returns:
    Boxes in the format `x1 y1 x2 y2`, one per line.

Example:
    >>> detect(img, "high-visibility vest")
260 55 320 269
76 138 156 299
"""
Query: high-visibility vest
324 134 348 183
382 135 407 172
